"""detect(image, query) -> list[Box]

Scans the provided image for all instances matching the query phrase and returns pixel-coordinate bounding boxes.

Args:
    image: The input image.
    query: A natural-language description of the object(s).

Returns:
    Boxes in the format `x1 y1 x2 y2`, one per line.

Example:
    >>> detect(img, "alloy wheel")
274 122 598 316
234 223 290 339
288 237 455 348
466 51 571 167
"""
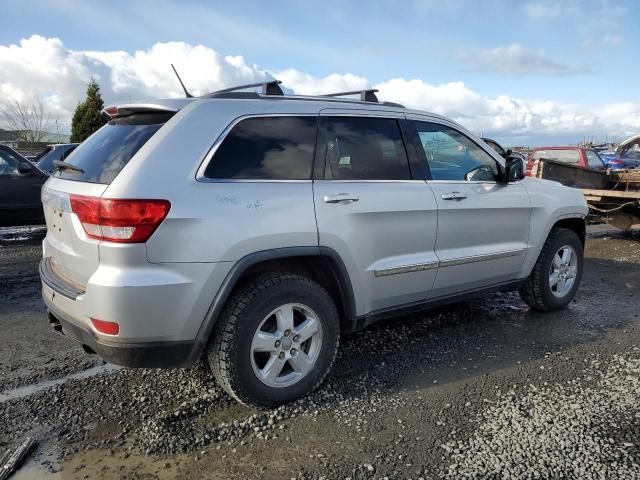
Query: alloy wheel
250 303 323 388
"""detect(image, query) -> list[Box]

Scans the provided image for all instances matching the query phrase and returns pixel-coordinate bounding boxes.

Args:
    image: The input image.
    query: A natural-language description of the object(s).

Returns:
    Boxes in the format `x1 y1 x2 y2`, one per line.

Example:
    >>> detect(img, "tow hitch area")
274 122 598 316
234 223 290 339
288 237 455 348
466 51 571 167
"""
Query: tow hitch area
47 312 63 336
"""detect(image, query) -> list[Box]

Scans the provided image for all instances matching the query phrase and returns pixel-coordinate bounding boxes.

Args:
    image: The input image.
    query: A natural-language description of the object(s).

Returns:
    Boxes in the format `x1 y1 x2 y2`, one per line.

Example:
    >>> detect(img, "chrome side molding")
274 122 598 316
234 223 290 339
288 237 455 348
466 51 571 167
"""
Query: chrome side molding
373 249 525 277
374 261 439 277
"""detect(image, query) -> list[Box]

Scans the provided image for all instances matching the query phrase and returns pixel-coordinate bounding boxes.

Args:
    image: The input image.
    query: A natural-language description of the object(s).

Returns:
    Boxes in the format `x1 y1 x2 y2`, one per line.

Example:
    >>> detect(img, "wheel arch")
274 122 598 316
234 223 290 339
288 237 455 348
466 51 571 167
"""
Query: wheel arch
185 247 356 365
551 216 586 246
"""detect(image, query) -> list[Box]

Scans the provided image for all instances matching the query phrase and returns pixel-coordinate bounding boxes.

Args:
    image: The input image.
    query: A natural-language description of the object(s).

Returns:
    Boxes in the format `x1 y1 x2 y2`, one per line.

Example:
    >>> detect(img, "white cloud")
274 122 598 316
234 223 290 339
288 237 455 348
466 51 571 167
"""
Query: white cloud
273 69 368 96
81 42 273 99
375 78 640 140
0 36 274 130
455 44 590 76
0 35 638 143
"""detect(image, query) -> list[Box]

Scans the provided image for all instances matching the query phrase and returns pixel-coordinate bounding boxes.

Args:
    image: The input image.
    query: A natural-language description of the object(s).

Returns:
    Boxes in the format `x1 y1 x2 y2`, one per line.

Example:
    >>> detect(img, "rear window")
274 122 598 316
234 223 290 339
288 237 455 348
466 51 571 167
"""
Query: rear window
204 116 317 180
532 149 580 164
54 113 171 184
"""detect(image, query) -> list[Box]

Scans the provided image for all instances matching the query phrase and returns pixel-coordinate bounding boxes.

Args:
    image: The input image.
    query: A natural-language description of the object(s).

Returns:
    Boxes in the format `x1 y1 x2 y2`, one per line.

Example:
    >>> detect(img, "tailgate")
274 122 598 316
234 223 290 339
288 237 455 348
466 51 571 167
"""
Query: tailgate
41 177 107 287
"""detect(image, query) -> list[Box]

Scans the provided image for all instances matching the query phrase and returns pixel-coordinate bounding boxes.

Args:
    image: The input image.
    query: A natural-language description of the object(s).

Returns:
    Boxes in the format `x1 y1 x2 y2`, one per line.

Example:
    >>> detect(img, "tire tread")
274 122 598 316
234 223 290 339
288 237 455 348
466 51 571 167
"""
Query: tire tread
519 227 581 311
209 272 339 408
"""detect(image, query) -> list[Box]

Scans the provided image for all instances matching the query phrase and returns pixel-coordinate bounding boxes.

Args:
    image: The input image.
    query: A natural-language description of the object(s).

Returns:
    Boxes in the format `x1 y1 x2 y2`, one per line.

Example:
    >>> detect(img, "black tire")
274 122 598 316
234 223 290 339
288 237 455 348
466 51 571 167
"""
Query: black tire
208 272 339 408
519 227 584 311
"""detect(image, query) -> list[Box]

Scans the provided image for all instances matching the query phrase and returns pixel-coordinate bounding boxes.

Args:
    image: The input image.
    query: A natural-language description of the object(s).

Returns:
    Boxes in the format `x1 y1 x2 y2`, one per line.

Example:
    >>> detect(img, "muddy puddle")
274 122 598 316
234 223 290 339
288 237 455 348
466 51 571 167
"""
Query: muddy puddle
12 448 187 480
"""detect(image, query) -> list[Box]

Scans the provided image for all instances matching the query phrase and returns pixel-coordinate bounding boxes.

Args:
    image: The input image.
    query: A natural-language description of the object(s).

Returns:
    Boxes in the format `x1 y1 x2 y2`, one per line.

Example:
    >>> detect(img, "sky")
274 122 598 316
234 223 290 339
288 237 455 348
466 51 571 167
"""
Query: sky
0 0 638 146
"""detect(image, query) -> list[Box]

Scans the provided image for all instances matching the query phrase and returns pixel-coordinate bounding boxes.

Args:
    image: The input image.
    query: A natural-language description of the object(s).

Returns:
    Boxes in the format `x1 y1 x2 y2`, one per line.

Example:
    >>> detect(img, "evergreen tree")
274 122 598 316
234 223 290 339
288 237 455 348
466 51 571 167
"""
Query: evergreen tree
70 79 106 143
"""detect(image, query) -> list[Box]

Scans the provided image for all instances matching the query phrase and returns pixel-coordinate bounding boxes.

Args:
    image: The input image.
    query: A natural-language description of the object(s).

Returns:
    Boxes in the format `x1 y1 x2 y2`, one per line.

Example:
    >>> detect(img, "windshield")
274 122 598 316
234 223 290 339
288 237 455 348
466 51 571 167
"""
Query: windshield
585 150 605 170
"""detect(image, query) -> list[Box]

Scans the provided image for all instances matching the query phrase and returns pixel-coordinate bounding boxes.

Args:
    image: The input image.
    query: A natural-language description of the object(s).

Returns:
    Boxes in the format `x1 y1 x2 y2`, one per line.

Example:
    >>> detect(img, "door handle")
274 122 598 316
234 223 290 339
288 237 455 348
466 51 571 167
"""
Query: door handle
441 192 467 200
323 193 360 204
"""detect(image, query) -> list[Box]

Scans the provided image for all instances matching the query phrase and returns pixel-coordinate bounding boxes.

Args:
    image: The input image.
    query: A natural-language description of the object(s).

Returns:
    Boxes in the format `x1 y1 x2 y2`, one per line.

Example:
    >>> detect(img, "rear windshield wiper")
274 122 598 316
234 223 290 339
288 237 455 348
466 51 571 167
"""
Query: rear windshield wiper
53 160 84 174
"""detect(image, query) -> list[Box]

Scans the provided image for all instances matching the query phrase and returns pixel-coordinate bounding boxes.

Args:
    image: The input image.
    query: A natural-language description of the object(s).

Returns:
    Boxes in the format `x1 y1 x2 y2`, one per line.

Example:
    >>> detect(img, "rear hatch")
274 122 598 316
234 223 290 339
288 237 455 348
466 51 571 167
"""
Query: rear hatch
42 106 176 287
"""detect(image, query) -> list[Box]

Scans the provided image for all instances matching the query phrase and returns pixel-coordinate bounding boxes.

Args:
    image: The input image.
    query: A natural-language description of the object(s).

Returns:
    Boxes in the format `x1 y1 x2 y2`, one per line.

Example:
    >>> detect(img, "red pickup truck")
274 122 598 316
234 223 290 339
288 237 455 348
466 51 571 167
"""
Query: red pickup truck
526 147 606 176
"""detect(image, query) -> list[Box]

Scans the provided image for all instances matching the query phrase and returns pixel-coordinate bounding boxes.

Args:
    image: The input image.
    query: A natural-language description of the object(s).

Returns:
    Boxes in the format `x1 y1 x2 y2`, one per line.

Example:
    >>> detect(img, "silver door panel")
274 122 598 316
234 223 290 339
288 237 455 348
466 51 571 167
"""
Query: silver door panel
314 180 438 315
427 181 531 298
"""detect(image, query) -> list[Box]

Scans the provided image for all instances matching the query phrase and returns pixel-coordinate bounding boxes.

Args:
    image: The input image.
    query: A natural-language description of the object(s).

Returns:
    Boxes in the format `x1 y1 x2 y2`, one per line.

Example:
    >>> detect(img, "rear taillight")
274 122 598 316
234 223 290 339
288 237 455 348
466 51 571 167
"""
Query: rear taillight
70 195 170 243
608 159 624 166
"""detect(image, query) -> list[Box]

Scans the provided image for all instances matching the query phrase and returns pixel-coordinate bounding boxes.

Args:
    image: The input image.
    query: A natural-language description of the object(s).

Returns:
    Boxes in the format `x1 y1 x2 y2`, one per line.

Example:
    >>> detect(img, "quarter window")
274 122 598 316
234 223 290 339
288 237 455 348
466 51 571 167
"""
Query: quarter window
204 116 317 180
319 117 411 180
415 122 499 181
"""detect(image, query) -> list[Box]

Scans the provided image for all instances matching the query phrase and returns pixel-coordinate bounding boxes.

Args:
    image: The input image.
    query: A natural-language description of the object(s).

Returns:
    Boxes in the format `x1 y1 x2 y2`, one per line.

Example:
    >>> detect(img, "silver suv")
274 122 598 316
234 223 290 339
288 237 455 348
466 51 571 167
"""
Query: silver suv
39 82 587 407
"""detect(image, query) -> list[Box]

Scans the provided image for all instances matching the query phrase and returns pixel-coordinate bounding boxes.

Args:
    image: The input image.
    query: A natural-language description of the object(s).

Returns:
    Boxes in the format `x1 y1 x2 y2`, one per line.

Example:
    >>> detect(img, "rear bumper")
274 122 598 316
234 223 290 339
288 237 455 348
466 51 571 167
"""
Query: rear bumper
46 306 195 368
39 255 232 368
39 256 85 299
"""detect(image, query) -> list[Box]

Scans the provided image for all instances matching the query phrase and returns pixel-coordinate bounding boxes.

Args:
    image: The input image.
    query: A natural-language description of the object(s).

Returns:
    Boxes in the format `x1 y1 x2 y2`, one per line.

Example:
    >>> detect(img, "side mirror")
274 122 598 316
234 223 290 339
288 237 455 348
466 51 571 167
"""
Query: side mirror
506 148 513 156
18 162 34 175
503 156 525 182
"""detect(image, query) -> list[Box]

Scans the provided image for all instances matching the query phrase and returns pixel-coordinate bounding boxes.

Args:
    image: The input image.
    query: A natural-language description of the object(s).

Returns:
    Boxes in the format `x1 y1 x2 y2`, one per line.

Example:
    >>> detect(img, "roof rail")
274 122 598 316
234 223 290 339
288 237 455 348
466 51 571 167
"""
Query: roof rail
203 80 284 98
321 89 380 102
199 82 405 107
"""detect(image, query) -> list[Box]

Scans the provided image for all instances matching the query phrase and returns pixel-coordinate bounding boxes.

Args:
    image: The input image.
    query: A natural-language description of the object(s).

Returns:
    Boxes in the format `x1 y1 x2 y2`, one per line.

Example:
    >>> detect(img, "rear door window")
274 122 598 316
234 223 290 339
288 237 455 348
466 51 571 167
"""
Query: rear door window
318 116 411 180
53 112 172 184
204 116 317 180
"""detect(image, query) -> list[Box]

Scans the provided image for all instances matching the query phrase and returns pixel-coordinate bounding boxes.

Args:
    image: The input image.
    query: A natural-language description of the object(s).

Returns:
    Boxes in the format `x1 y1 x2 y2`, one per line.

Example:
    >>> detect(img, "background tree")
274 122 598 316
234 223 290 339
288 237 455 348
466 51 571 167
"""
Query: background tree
70 79 106 143
0 98 55 149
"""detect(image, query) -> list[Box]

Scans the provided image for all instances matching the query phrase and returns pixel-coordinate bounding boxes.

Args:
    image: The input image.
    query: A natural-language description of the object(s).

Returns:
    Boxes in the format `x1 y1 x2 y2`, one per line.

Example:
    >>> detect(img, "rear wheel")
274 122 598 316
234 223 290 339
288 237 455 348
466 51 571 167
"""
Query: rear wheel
208 273 339 408
519 228 583 311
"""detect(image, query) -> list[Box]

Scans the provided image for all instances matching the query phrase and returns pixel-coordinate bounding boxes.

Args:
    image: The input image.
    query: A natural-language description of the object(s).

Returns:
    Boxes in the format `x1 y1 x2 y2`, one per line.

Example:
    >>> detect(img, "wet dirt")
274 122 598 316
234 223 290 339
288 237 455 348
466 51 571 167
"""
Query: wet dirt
1 227 639 478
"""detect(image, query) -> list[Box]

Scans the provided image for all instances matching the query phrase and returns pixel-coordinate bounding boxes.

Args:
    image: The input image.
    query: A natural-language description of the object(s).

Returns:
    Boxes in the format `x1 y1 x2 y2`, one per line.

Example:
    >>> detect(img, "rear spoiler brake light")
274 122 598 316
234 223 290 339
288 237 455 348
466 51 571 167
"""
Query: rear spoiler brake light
101 104 177 120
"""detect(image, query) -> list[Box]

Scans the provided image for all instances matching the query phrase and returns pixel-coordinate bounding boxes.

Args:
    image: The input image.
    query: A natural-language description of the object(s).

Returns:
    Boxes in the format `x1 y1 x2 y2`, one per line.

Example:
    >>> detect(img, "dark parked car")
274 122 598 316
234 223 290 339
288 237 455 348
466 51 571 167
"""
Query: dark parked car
34 143 79 174
0 144 47 227
481 137 526 162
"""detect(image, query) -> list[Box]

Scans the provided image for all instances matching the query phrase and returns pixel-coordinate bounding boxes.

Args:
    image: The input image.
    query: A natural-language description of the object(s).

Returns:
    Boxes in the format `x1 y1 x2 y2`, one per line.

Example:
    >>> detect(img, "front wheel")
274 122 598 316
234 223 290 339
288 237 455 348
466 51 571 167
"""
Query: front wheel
208 273 340 408
519 228 584 311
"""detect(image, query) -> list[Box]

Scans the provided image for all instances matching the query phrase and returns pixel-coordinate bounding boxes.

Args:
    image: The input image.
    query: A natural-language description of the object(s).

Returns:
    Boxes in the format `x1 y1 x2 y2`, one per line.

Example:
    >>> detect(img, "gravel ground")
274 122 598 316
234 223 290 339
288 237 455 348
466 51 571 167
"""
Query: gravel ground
0 227 639 479
444 354 640 479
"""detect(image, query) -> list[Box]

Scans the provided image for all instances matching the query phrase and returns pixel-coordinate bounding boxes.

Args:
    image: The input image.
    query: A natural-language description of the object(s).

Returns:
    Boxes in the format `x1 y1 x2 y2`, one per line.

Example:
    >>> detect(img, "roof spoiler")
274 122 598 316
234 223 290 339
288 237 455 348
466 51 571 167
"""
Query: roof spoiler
101 103 181 121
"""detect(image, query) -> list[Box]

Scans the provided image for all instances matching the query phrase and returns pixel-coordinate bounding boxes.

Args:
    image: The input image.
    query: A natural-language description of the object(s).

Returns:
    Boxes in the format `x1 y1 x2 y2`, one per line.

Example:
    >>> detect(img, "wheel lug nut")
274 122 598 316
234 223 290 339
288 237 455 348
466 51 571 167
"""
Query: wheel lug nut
284 330 291 337
293 335 300 342
275 340 281 347
278 352 285 359
290 348 297 356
